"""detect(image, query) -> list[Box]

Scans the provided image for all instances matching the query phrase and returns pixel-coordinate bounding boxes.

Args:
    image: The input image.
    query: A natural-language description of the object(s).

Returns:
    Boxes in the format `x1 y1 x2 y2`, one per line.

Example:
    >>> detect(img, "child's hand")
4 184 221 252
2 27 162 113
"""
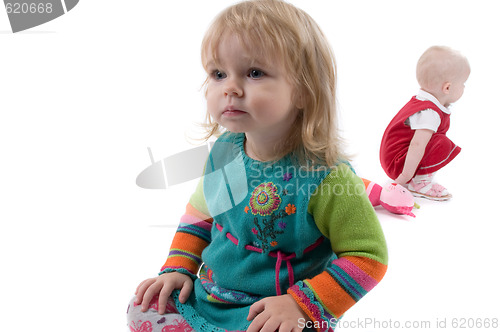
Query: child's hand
134 272 193 314
246 294 307 332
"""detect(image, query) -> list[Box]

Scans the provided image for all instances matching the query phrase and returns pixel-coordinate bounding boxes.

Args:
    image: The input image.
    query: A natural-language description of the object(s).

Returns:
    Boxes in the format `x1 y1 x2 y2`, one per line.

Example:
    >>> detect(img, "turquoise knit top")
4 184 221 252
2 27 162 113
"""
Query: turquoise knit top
161 132 388 331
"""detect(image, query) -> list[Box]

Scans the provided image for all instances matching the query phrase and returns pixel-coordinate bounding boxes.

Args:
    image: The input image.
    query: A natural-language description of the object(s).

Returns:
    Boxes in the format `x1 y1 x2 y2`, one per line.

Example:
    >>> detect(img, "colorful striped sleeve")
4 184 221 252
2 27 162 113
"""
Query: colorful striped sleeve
160 178 213 278
287 164 388 331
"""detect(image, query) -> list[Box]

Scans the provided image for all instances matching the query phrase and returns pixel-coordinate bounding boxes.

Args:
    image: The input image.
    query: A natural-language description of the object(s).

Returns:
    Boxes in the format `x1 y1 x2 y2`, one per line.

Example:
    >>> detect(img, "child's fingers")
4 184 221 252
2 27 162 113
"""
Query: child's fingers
141 282 162 312
157 284 176 315
135 279 147 296
178 279 193 303
247 299 265 321
261 319 281 332
135 278 155 304
246 305 270 332
246 313 265 332
134 281 142 295
278 322 301 332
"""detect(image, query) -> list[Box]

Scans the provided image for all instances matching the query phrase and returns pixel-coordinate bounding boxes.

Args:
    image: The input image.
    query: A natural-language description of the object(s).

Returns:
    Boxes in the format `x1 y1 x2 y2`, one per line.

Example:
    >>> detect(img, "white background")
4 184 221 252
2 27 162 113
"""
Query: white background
1 1 499 331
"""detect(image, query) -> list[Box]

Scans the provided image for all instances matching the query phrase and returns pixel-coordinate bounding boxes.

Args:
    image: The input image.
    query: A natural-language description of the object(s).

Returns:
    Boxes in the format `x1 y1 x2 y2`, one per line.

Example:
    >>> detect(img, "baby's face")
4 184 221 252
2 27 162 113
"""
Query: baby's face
446 67 470 106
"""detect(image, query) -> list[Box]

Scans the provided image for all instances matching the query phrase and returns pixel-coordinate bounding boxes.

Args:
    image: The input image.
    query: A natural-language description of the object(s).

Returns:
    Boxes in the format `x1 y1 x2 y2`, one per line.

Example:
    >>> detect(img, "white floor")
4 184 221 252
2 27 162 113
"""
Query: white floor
1 1 499 331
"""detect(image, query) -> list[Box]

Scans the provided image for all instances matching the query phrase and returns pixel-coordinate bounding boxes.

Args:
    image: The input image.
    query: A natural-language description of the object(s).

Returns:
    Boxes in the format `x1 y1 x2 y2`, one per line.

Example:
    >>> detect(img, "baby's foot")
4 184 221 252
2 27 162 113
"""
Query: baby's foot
408 179 452 201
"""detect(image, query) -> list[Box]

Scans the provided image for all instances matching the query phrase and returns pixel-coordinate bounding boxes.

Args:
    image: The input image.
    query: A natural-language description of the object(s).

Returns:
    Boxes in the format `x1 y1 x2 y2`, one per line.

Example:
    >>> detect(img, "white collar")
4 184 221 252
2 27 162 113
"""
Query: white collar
415 89 451 114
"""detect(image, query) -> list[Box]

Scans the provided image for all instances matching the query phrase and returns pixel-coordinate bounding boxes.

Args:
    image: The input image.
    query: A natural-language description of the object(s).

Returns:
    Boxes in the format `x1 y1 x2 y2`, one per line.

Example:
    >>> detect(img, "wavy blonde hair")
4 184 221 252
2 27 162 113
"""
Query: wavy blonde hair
200 0 346 167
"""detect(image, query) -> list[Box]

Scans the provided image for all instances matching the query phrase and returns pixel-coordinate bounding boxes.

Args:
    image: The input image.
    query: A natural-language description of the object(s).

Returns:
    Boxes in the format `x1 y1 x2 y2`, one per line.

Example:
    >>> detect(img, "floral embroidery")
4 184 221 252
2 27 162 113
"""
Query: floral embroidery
283 173 293 182
252 211 287 252
244 206 250 214
249 182 281 216
285 203 296 215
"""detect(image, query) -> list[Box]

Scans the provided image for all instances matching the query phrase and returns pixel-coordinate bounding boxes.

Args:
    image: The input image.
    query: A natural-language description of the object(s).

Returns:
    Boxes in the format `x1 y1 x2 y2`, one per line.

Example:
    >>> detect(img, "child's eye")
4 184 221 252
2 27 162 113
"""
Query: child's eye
211 70 226 80
249 69 265 79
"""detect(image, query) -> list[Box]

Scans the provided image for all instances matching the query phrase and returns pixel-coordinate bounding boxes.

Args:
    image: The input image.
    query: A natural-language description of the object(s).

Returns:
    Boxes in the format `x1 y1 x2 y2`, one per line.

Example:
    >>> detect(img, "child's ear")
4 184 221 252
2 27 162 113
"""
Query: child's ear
442 82 452 95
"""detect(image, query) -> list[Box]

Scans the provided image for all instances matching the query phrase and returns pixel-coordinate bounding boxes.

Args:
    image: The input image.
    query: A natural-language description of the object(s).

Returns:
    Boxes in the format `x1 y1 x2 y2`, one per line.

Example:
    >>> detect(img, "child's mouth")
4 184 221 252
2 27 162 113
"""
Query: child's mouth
223 108 247 116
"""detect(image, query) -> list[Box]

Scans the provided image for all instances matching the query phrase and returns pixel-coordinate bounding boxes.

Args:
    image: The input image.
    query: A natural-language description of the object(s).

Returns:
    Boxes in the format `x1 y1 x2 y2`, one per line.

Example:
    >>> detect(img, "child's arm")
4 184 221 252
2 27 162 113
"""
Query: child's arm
287 164 388 328
395 129 434 184
134 178 212 312
159 178 212 277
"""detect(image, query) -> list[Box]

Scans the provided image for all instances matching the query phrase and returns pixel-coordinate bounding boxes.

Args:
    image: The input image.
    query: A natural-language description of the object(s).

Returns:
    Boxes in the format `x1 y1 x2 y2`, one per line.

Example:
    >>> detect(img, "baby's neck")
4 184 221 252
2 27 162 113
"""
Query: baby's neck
244 135 279 162
420 88 449 108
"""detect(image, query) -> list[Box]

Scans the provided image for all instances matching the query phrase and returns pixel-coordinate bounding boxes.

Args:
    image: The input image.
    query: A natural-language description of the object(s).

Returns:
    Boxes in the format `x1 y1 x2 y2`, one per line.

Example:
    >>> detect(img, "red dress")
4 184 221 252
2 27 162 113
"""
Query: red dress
380 96 461 181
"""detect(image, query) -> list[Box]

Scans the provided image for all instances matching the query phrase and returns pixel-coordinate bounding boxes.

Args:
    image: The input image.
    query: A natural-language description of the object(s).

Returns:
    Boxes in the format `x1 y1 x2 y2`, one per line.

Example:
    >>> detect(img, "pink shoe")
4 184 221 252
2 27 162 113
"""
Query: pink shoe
408 179 452 201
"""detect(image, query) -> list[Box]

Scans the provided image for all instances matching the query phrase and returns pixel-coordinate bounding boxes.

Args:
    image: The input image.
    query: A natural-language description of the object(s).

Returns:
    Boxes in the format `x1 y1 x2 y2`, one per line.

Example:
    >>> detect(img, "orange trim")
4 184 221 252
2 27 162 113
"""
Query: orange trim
306 257 388 318
162 232 209 273
307 271 356 318
287 290 319 329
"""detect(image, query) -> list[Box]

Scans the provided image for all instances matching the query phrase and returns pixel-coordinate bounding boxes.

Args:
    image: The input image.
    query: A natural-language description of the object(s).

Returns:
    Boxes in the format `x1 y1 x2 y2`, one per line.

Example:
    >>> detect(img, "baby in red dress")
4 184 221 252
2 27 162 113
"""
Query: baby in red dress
380 46 470 200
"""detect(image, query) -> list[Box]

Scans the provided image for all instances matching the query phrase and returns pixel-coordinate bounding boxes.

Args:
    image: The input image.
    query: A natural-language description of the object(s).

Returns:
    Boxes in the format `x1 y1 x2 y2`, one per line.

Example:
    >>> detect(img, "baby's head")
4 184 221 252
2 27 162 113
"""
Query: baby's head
201 0 343 166
416 46 470 106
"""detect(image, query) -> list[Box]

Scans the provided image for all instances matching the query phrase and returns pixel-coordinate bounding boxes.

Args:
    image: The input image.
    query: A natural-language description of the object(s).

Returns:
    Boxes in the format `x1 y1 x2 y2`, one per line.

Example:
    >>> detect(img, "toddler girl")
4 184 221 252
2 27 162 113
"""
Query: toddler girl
380 46 470 200
128 1 388 331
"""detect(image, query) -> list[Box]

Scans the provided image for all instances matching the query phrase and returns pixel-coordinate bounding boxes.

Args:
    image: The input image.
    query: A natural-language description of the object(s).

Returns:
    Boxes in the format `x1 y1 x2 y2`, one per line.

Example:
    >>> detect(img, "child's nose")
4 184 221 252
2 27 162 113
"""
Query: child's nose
223 78 243 97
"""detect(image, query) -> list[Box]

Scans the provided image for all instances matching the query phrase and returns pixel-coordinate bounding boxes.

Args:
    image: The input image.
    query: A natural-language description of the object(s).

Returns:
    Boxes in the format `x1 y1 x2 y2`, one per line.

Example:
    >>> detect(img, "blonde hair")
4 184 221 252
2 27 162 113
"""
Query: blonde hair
416 45 470 91
200 0 345 167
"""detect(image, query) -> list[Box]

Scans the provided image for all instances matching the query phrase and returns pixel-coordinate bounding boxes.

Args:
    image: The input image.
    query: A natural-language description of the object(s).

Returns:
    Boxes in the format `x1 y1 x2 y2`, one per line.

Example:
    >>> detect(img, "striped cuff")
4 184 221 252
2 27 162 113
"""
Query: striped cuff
288 281 337 332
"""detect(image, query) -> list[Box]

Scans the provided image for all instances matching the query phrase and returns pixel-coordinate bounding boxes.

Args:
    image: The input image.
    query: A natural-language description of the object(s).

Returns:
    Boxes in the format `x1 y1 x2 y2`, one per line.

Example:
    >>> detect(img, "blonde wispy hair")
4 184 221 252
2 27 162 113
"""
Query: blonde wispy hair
200 0 346 168
416 45 470 91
